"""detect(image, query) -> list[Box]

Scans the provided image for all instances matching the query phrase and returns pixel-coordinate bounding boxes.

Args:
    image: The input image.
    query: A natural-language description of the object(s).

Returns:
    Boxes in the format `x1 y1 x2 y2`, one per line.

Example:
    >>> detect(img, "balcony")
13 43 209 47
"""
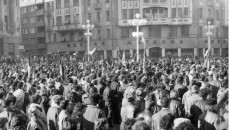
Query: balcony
36 9 44 15
47 26 53 31
142 0 168 8
37 21 45 26
36 32 45 37
53 24 82 31
94 3 101 10
118 17 192 26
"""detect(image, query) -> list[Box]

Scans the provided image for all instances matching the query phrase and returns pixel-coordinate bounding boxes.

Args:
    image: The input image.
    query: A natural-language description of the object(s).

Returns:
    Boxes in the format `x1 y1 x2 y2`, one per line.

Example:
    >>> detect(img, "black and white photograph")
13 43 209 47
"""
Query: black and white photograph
0 0 229 130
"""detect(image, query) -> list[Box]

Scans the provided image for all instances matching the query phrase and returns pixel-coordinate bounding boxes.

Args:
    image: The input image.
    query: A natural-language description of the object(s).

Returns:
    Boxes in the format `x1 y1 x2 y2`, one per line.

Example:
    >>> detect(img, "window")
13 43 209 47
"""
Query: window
216 10 219 20
172 8 176 18
107 29 111 39
122 9 127 19
74 14 79 23
121 28 129 38
87 0 90 6
149 26 161 37
129 9 133 19
178 8 182 17
23 18 27 24
70 32 74 41
54 33 57 42
199 27 202 37
97 30 101 40
169 26 177 37
159 9 167 18
88 13 91 21
216 27 219 37
199 8 203 18
106 11 110 21
208 9 212 18
56 0 61 9
64 15 70 24
30 17 35 23
56 16 62 26
30 28 35 33
97 12 100 23
49 33 51 42
184 7 189 17
64 0 70 8
152 9 158 18
181 26 189 37
73 0 79 6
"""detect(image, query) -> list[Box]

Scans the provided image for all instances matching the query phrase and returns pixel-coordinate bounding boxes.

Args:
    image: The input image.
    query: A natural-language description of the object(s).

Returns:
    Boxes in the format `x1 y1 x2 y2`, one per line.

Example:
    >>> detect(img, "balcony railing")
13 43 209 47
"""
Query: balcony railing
53 24 82 31
36 9 44 15
37 21 45 26
118 17 192 26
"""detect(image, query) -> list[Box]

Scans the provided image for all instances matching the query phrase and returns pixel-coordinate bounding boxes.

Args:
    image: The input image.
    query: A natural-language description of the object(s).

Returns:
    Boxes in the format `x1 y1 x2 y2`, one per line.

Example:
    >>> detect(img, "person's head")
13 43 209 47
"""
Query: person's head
160 113 175 130
199 88 209 99
173 121 196 130
89 93 100 105
160 96 170 108
170 90 179 99
60 100 69 110
132 120 150 130
0 90 5 99
94 118 109 130
122 118 136 130
4 93 16 108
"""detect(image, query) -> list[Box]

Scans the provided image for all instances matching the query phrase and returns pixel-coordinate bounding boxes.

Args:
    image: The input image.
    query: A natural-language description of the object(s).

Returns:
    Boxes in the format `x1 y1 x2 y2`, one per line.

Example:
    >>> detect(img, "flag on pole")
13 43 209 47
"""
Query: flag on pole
88 46 99 56
115 46 120 59
141 35 146 73
121 50 126 65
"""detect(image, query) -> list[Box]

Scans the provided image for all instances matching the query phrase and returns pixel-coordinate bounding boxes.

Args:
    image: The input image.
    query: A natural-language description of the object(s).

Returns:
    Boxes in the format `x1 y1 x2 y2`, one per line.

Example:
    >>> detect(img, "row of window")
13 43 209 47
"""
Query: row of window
56 0 80 9
121 26 190 38
22 17 36 24
22 28 35 34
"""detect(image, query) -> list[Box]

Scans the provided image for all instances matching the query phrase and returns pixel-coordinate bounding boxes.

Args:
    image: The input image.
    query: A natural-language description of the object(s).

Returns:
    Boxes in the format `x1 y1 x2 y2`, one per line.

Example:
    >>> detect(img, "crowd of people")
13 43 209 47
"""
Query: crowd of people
0 54 228 130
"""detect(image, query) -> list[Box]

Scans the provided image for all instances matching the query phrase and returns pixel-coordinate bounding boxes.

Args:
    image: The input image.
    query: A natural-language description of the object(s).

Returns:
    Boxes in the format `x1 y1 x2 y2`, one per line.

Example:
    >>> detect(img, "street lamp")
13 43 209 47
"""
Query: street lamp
204 21 215 52
82 20 94 61
128 13 147 62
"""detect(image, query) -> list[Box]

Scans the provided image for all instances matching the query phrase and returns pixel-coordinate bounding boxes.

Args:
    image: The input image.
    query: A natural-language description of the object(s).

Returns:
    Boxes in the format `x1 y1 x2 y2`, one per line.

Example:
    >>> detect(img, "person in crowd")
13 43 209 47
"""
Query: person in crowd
151 96 172 130
82 93 106 130
47 95 62 130
169 90 184 118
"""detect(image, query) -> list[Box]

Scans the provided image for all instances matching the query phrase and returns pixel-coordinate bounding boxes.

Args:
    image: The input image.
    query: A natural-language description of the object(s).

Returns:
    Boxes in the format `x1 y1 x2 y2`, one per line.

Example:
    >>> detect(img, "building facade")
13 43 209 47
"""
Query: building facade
0 0 21 57
117 0 228 57
20 0 54 55
48 0 228 58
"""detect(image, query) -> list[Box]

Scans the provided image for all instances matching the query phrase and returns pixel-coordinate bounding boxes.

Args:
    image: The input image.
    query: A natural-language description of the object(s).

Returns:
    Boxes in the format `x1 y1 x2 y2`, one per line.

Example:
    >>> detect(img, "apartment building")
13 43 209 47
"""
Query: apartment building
20 0 54 55
0 0 21 56
117 0 228 57
48 0 118 58
48 0 228 58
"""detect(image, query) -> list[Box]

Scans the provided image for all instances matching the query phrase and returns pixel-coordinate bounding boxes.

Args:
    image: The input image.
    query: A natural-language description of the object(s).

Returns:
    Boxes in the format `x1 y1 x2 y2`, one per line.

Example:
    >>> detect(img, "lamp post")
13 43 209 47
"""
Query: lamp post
204 21 215 53
128 14 147 62
82 20 94 61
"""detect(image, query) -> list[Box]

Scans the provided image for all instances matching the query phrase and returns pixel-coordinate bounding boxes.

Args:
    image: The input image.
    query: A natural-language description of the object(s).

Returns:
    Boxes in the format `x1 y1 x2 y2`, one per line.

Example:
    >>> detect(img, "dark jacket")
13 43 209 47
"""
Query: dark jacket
169 99 185 118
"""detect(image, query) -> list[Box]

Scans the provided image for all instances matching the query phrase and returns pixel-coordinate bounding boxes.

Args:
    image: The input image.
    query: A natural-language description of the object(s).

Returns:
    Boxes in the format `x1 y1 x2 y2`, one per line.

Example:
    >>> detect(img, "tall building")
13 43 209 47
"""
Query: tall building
20 0 54 55
0 0 21 56
117 0 228 57
49 0 118 58
49 0 228 58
